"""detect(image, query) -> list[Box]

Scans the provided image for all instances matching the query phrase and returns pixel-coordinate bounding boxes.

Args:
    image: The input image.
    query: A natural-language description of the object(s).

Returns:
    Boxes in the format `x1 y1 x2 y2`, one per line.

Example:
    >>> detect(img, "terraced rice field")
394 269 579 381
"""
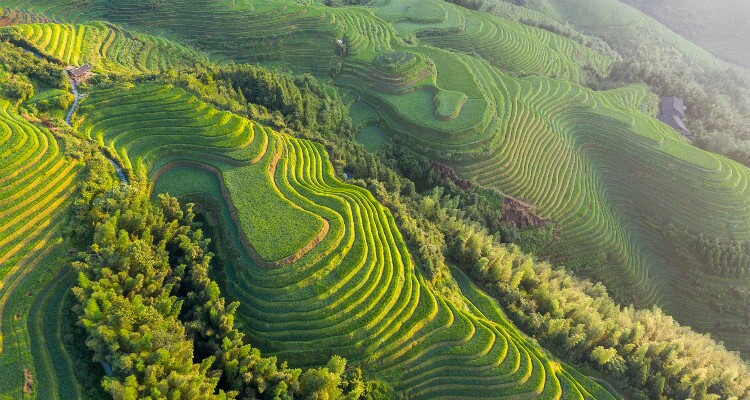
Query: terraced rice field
620 0 750 69
1 0 609 79
543 0 721 69
446 57 750 343
5 0 750 370
79 84 321 264
340 34 750 348
417 5 610 82
0 100 84 398
102 0 342 71
6 0 743 351
0 1 612 156
81 83 616 399
0 7 51 26
2 21 206 72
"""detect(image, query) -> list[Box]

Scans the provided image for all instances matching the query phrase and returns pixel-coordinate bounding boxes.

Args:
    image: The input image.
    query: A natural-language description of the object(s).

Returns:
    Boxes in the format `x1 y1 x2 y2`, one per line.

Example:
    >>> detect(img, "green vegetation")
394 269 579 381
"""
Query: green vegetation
355 125 388 153
79 84 324 263
80 81 616 399
621 0 750 69
690 234 750 278
528 0 721 68
2 1 750 399
374 51 419 75
433 90 467 120
156 64 355 139
0 56 85 397
71 158 387 399
405 191 750 399
0 39 66 89
25 88 72 119
1 21 206 74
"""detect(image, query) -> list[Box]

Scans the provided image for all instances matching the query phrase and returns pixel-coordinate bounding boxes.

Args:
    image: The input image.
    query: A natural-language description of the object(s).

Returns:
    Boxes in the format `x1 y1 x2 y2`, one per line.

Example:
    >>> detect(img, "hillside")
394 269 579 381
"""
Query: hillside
0 97 84 398
79 82 615 399
1 0 750 399
621 0 750 69
0 22 621 397
7 0 742 353
535 0 722 69
3 21 206 73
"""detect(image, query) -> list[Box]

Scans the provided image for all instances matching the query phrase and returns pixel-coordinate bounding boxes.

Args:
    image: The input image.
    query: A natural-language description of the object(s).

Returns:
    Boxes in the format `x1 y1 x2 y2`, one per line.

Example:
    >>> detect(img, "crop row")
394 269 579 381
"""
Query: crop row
80 82 615 399
1 7 51 26
98 0 340 70
420 7 610 83
80 84 322 262
546 0 720 69
0 100 83 398
3 22 205 72
446 56 750 324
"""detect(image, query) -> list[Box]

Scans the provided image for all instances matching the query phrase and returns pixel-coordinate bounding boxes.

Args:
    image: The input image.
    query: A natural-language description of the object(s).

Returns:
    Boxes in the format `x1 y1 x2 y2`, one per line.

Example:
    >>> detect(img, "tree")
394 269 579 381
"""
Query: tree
71 156 391 399
1 74 34 103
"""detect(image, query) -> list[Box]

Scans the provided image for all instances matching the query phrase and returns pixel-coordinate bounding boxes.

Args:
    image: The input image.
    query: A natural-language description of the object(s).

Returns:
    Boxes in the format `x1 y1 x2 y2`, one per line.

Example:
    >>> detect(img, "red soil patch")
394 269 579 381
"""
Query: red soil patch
431 162 548 229
431 161 473 191
503 197 548 229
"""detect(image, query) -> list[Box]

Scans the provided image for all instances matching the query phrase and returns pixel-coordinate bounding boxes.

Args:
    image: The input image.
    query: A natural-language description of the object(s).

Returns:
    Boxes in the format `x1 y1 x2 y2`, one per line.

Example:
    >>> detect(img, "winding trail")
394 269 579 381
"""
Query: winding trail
106 157 128 184
63 71 125 377
22 49 41 59
65 72 128 184
64 75 80 126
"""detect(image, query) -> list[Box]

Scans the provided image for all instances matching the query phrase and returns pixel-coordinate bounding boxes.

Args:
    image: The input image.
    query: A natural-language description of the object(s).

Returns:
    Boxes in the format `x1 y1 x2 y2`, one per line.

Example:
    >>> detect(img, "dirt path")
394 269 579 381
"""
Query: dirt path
65 73 128 184
64 76 80 126
105 156 128 184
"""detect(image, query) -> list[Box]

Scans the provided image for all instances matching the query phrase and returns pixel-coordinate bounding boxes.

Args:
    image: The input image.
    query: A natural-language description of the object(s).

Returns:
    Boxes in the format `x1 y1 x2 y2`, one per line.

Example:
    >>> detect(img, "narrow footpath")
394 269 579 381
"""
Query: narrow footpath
65 72 128 184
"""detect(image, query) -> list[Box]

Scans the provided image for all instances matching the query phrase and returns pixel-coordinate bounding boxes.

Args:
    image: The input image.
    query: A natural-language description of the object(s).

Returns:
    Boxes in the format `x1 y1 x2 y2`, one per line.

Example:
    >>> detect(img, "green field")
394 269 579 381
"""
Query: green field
82 82 616 399
1 0 750 397
540 0 722 68
0 99 84 399
621 0 750 69
3 21 206 73
356 125 389 152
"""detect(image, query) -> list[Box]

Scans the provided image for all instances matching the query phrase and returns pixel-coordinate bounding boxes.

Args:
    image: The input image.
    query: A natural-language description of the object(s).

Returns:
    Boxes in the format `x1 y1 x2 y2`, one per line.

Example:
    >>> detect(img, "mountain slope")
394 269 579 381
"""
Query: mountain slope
4 0 750 356
0 99 84 399
1 0 750 397
533 0 722 69
5 21 206 72
79 82 616 399
621 0 750 69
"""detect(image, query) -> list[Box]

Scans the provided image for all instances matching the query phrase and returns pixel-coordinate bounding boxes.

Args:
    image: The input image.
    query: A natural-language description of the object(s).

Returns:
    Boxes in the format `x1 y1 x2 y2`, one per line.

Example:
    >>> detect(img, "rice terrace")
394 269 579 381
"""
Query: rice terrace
0 0 749 399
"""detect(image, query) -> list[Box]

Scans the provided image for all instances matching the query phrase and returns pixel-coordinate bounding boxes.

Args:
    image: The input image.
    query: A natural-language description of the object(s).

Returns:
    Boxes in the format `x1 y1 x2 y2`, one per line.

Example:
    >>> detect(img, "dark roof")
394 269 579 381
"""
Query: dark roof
661 97 686 118
659 114 694 140
70 64 91 77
